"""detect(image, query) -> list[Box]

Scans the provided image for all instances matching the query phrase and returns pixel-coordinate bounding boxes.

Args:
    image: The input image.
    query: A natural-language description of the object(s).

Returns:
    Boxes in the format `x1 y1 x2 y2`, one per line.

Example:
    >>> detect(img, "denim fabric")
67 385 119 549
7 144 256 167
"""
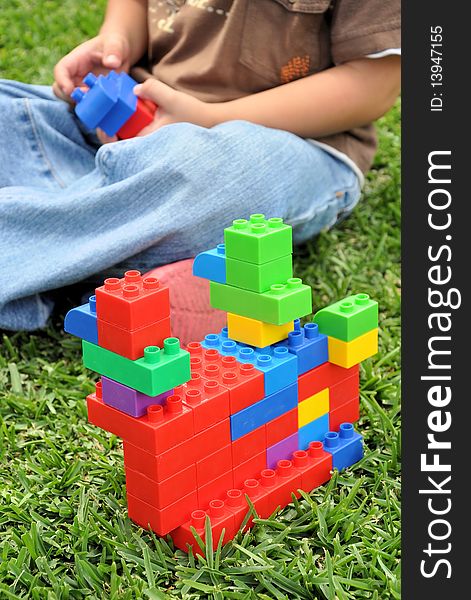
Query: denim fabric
0 80 361 330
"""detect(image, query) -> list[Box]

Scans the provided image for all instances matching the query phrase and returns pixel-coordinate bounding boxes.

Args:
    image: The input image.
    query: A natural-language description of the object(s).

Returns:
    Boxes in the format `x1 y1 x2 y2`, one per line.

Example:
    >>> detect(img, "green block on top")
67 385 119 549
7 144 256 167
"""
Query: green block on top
210 278 312 325
82 338 191 396
313 293 378 341
224 214 292 264
226 254 293 293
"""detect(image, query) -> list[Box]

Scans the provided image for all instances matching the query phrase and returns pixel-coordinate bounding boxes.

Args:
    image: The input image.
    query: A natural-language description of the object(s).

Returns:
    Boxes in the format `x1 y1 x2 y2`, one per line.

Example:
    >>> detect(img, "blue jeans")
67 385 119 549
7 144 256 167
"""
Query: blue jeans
0 80 361 330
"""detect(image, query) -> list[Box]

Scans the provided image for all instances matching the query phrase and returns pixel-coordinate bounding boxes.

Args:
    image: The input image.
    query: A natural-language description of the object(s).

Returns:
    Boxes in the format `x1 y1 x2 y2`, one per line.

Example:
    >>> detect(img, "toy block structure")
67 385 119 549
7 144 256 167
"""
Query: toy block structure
66 215 378 554
71 71 157 139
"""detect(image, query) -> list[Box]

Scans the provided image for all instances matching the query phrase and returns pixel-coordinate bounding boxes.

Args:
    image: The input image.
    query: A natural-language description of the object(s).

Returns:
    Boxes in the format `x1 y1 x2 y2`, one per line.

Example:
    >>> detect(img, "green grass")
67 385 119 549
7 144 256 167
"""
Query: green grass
0 2 401 598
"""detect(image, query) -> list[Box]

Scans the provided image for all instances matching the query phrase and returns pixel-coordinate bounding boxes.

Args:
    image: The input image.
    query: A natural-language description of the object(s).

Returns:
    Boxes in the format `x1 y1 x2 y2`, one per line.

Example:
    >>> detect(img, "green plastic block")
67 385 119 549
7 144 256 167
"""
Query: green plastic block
226 254 293 293
224 215 292 264
210 278 312 325
313 293 378 341
82 338 191 396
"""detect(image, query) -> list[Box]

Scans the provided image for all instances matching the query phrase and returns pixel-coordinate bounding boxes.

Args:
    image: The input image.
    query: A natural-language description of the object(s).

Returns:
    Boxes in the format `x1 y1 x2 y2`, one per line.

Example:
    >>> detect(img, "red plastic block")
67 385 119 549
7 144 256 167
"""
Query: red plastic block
127 489 197 536
97 315 171 360
117 97 157 139
197 471 233 508
231 424 266 467
329 397 360 431
125 464 197 509
233 451 266 488
175 373 230 433
223 489 254 533
265 407 298 447
87 388 193 454
298 362 359 402
171 499 236 554
196 445 233 487
193 418 232 462
329 373 360 410
201 358 265 413
272 459 303 506
292 441 333 491
242 478 270 518
95 270 170 330
123 438 194 482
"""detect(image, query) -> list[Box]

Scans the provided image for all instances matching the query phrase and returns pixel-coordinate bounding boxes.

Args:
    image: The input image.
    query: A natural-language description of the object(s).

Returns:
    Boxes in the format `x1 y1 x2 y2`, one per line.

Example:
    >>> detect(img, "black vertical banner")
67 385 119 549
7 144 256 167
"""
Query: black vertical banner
402 2 467 598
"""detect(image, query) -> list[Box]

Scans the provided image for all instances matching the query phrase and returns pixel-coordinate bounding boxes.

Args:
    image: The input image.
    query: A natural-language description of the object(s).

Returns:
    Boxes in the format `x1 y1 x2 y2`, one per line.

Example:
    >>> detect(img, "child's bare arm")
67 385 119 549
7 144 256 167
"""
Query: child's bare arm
135 56 400 139
54 0 147 97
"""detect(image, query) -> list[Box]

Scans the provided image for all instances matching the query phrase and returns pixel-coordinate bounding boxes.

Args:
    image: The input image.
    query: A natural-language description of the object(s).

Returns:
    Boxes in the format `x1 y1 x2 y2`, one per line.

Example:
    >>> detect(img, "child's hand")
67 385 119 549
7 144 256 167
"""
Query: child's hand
134 79 220 135
53 33 131 100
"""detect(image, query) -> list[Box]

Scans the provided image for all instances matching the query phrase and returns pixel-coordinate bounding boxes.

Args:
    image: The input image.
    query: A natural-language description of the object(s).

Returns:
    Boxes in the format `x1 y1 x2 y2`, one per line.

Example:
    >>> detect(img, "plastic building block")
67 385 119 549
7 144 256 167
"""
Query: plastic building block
291 442 333 491
323 423 363 471
125 464 197 509
127 489 198 536
233 451 266 488
71 71 137 136
123 438 195 482
193 245 227 284
298 413 329 450
95 270 169 331
223 488 256 532
313 293 378 342
224 215 292 264
82 338 190 397
171 500 236 554
200 359 265 414
97 315 171 361
327 328 378 368
231 424 266 467
266 432 299 470
277 323 328 375
102 376 173 417
298 388 330 428
298 362 359 402
196 445 233 487
117 97 157 139
197 471 234 508
258 466 301 515
87 388 193 454
64 296 98 344
236 346 298 397
226 254 293 293
192 418 232 462
227 312 293 347
210 278 312 325
329 372 359 410
329 397 360 431
200 331 242 353
230 381 298 441
265 407 298 447
180 378 230 433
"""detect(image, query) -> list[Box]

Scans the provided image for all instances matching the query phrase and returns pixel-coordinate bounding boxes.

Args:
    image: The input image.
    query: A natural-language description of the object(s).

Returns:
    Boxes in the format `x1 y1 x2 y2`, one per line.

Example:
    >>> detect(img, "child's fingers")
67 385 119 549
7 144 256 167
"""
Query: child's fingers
53 58 76 96
102 34 127 69
134 79 175 108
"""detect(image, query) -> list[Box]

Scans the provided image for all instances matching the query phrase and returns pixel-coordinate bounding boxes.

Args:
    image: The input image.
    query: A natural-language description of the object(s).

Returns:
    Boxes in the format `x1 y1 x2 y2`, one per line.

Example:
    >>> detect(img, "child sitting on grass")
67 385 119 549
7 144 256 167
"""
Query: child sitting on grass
0 0 400 339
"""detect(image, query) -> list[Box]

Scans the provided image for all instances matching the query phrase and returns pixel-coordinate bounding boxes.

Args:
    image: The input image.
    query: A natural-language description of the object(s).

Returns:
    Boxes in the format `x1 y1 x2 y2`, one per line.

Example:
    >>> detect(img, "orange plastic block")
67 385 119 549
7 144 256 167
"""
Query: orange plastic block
298 362 359 402
125 464 197 509
127 489 198 536
97 315 171 360
196 445 233 487
291 441 333 491
86 388 193 454
95 270 170 330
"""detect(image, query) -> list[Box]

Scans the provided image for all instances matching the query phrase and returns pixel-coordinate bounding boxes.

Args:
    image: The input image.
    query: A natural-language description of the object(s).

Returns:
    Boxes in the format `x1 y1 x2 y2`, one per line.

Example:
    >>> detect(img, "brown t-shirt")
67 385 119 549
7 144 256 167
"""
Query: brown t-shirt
133 0 401 175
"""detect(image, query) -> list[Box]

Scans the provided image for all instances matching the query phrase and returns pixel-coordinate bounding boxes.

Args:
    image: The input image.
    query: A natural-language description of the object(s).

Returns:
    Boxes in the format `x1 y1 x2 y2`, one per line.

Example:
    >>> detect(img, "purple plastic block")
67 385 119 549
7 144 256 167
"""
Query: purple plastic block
266 432 299 470
101 376 173 417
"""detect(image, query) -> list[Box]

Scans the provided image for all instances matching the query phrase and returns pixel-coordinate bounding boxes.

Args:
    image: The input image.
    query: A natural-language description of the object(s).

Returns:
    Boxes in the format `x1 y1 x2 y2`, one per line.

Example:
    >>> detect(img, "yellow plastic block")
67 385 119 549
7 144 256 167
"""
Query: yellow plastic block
298 388 329 428
328 328 379 368
227 313 294 347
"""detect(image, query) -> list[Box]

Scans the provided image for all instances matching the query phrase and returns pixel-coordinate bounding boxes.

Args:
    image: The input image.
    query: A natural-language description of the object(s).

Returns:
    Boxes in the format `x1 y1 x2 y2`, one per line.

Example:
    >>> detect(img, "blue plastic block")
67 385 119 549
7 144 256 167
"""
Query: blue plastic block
64 296 98 344
323 423 363 471
201 328 243 355
71 71 137 136
277 323 328 375
193 244 226 283
230 382 298 441
237 346 298 396
298 413 329 450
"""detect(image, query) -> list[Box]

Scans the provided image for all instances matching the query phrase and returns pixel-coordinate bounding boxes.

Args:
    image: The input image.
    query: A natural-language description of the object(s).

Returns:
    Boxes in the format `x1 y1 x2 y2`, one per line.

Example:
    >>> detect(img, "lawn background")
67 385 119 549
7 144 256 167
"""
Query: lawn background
0 2 401 598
